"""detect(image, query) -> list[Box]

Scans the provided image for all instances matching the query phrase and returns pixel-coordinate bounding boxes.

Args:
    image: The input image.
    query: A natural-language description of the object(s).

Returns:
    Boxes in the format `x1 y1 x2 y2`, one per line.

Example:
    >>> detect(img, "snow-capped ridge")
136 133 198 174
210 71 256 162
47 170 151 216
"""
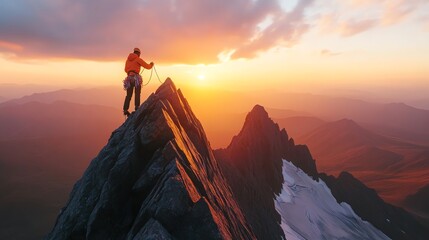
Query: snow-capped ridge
275 159 389 240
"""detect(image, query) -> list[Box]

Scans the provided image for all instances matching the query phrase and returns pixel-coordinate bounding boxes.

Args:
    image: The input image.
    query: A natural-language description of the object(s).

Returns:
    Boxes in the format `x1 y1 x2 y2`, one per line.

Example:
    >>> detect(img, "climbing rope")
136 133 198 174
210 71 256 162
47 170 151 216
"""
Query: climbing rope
140 65 165 86
153 65 164 84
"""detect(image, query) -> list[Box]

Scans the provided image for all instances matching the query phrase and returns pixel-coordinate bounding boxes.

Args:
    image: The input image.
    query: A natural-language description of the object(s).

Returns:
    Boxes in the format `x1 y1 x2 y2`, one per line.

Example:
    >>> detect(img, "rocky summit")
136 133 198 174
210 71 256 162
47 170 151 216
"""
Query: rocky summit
215 104 318 240
47 78 255 240
47 78 429 240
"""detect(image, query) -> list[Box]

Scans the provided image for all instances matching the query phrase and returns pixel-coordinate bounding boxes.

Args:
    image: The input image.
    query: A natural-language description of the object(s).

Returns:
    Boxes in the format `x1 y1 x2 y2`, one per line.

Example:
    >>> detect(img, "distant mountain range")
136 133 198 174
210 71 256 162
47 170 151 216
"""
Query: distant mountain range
43 80 429 239
272 116 326 139
0 82 428 239
0 101 122 140
289 119 429 207
0 101 123 239
4 86 429 148
1 83 429 239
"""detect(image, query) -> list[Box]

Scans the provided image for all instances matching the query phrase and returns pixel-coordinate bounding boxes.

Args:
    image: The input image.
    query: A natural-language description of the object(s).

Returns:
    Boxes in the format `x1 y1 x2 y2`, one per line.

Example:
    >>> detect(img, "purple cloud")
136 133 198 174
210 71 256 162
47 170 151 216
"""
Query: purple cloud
0 0 314 63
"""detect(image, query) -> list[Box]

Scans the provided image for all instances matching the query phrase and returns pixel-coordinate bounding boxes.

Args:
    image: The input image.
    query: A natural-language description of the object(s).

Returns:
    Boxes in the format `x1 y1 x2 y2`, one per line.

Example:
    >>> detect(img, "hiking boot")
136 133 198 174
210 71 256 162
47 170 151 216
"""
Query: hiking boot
123 110 131 117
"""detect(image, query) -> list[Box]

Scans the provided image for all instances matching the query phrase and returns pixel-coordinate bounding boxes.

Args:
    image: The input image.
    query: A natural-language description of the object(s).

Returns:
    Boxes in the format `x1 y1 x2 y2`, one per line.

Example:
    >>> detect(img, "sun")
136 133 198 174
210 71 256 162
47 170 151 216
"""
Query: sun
198 74 206 81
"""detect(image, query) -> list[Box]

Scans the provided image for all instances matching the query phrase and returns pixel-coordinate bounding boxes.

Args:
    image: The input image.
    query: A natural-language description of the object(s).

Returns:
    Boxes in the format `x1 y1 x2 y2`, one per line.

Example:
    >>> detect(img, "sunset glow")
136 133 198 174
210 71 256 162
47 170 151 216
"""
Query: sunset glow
0 0 428 97
2 1 429 238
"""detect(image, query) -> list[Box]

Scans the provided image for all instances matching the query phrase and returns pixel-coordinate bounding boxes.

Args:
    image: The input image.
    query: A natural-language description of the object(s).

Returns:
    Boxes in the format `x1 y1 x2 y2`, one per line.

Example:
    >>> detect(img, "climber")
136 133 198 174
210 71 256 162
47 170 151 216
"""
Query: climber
123 47 154 116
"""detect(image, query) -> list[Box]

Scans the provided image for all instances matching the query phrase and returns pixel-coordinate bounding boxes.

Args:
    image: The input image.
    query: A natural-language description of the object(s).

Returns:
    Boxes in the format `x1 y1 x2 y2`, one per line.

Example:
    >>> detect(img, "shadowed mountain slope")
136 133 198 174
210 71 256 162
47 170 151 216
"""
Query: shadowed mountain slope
215 105 318 240
321 172 429 240
47 79 255 240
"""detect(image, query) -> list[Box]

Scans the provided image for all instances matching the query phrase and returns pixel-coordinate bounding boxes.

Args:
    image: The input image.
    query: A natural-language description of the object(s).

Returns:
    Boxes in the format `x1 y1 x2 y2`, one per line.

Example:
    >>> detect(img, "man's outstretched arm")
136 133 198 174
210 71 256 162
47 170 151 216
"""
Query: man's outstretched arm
137 58 154 69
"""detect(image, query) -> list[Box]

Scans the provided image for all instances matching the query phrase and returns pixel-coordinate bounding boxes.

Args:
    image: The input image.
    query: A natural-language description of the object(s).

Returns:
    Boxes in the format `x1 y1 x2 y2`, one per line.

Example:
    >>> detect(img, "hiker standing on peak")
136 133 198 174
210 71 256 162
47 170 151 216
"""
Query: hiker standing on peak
123 47 154 116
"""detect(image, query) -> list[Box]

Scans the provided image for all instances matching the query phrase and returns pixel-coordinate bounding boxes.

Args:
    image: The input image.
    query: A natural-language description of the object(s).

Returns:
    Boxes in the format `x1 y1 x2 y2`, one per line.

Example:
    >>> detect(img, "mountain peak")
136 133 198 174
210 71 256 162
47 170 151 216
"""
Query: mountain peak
155 77 176 95
47 78 255 240
333 119 364 130
238 104 273 135
336 118 357 125
224 104 319 180
248 104 269 119
215 104 319 239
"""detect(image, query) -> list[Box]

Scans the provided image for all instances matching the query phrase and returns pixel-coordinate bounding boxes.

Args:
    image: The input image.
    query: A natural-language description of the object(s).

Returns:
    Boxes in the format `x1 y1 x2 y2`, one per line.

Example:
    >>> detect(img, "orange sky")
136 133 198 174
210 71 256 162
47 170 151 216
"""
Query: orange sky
0 0 428 99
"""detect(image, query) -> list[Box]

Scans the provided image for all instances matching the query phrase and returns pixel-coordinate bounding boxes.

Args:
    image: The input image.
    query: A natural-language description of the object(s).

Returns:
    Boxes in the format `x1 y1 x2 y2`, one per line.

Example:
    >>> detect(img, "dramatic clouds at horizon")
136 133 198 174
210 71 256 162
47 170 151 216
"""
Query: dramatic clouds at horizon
0 0 428 64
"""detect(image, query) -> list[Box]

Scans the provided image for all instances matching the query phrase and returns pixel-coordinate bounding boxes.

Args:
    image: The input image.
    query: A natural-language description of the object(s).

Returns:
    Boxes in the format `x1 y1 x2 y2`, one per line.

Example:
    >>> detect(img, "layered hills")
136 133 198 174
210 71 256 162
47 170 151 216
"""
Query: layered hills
295 119 429 206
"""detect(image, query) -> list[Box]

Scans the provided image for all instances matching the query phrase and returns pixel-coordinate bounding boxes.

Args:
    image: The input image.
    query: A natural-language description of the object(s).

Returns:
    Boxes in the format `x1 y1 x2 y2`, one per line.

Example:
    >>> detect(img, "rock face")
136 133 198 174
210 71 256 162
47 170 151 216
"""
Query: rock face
403 184 429 216
320 172 429 240
215 105 318 240
47 79 255 240
46 78 427 240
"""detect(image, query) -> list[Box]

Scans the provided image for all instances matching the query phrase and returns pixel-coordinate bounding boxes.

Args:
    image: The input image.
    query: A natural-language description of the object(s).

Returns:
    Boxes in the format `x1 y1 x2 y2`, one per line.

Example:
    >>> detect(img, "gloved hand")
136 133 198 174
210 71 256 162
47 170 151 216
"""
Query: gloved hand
150 62 154 66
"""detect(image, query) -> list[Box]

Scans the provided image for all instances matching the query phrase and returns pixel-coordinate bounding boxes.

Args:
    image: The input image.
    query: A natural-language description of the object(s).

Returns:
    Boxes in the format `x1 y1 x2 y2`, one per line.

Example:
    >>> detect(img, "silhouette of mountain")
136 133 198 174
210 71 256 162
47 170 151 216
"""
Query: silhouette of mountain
5 86 429 147
0 135 101 239
404 184 429 217
0 101 123 239
2 79 422 239
264 107 313 118
214 105 318 240
0 87 124 109
297 119 429 205
0 83 61 100
408 98 429 110
273 116 326 138
45 80 402 239
0 101 122 140
47 79 255 239
215 106 408 239
253 92 429 146
321 172 429 240
299 119 401 159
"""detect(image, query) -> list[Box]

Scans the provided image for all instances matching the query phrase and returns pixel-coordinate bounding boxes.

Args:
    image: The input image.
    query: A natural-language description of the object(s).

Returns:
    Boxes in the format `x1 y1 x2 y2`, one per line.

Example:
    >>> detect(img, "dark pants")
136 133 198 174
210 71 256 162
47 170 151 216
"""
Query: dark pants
123 81 141 111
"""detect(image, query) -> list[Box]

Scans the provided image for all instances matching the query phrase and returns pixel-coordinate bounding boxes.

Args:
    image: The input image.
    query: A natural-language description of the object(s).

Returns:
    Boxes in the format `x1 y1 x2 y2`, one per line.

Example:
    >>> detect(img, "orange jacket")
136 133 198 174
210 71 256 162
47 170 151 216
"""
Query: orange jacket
124 53 153 74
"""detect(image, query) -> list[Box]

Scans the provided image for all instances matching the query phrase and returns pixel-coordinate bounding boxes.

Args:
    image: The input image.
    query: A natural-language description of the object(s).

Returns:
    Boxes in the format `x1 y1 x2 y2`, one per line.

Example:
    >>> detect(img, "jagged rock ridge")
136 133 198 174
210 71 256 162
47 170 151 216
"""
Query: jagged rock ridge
215 105 318 240
46 78 428 240
47 78 255 240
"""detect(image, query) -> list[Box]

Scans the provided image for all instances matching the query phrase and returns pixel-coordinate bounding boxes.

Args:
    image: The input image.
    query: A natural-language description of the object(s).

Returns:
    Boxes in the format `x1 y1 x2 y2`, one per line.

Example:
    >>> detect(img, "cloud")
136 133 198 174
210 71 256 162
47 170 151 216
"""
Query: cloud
234 0 314 58
0 0 314 64
317 0 429 37
0 41 23 52
381 0 426 25
339 18 378 37
320 49 341 57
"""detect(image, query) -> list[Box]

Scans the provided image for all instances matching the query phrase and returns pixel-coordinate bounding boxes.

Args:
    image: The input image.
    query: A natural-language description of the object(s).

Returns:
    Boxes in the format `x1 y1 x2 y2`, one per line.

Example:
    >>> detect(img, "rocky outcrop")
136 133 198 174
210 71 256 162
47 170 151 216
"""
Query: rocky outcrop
215 105 318 240
47 78 255 240
320 172 429 240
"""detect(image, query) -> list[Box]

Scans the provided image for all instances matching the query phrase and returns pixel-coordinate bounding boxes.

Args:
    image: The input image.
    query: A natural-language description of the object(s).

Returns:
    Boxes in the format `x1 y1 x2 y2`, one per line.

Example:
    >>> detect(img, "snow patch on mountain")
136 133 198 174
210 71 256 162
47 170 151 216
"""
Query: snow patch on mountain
275 159 389 240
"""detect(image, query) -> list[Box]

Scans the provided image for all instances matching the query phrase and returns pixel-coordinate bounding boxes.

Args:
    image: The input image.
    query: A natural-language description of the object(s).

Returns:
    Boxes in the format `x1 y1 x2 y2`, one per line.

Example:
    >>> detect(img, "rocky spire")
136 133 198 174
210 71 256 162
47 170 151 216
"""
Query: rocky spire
47 78 255 240
215 104 318 240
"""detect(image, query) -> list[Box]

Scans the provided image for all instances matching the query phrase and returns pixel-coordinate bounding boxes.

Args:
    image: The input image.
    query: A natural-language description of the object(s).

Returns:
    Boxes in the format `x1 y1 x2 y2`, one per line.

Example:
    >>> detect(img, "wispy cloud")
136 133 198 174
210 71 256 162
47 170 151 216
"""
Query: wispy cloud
381 0 426 25
316 0 429 37
1 0 427 63
339 18 378 37
320 49 341 57
234 0 314 58
0 0 314 63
